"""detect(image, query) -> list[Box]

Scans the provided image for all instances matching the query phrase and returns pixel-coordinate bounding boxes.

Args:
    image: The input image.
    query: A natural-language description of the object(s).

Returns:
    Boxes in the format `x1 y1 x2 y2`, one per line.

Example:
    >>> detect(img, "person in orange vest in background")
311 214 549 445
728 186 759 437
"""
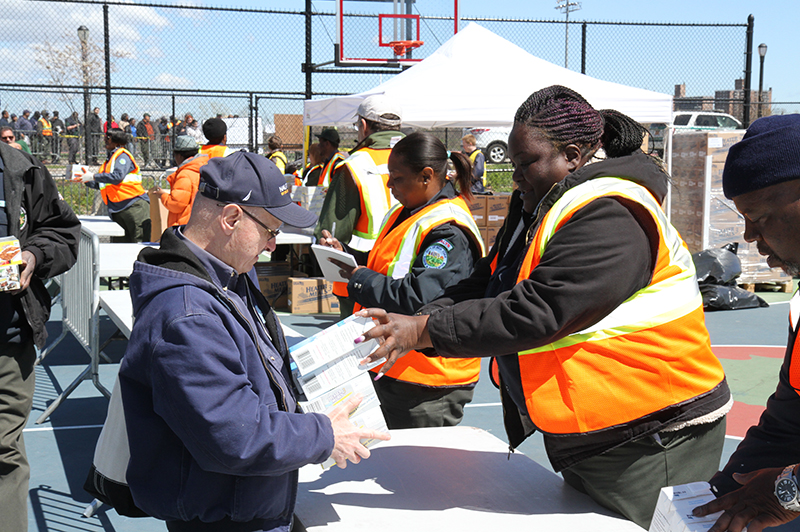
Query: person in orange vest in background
319 131 484 428
36 109 53 162
75 127 151 242
148 135 209 229
353 85 731 529
314 94 405 318
200 117 235 159
311 127 346 187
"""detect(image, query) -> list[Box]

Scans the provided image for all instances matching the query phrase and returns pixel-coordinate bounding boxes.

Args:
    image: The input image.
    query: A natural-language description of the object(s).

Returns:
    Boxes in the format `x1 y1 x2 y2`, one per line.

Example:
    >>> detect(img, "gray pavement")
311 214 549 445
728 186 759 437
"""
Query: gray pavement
22 290 800 531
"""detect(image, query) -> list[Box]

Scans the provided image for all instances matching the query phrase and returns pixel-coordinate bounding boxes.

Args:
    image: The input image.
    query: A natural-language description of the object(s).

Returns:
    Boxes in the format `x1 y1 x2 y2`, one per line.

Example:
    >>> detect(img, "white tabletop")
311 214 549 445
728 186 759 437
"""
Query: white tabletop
296 426 644 531
276 232 313 245
98 243 150 278
78 215 126 237
99 288 306 344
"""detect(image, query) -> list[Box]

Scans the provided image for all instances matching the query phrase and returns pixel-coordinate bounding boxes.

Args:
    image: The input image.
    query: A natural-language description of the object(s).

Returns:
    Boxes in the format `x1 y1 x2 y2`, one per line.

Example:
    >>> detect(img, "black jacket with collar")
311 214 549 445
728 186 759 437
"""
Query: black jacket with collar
0 142 80 348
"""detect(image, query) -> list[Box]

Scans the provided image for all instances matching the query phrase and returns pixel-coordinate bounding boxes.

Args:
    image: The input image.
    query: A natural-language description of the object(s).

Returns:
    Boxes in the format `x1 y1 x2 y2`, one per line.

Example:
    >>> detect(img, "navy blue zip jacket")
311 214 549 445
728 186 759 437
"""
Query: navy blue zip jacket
118 228 334 525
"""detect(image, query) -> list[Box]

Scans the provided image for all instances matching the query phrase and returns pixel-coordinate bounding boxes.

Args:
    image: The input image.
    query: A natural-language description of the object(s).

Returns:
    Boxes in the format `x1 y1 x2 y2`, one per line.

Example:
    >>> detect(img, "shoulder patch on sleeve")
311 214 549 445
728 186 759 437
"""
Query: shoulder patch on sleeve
422 243 449 269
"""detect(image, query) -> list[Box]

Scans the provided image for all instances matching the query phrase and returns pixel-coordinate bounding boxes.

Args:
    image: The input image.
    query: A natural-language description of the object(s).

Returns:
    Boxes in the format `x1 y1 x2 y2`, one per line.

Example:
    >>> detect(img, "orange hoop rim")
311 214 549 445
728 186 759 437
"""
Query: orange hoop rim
388 40 424 56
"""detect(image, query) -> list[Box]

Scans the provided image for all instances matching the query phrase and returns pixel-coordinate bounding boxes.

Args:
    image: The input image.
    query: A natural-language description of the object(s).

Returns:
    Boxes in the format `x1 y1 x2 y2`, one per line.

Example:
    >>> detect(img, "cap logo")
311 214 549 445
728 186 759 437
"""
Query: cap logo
242 190 252 202
279 183 290 196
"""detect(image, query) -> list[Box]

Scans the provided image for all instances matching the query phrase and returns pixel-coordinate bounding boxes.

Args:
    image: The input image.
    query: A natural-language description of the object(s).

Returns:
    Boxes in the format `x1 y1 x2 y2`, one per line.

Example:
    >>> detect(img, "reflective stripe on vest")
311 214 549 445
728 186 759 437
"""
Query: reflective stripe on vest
332 147 396 299
467 149 485 186
39 118 52 136
316 152 346 187
356 196 484 387
343 147 395 251
200 144 233 158
514 177 725 435
788 290 800 394
99 147 145 205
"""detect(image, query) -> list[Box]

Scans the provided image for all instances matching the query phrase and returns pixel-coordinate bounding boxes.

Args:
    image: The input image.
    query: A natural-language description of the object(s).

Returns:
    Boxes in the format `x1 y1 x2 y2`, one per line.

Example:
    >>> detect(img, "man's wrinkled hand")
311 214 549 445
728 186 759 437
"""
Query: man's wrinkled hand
326 394 390 469
11 250 36 293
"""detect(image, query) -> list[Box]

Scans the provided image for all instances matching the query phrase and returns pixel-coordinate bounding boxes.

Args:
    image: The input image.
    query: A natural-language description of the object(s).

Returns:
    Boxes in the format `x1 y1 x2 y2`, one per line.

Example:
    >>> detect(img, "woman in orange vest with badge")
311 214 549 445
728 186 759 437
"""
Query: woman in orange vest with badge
74 127 151 242
354 86 732 529
319 131 485 429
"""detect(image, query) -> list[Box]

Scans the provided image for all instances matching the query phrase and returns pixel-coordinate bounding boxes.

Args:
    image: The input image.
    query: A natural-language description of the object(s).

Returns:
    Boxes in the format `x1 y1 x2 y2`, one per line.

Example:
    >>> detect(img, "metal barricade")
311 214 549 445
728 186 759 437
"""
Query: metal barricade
35 226 111 424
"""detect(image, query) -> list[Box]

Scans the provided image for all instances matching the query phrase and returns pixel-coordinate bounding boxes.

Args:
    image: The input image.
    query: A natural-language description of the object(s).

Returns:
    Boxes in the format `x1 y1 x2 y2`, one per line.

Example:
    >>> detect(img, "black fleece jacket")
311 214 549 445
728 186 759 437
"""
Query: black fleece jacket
420 152 730 471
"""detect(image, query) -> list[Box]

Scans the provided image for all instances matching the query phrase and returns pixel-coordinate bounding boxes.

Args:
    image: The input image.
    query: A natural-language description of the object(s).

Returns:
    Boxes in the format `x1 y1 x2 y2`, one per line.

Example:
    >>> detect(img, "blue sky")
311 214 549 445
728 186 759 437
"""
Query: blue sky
1 0 794 120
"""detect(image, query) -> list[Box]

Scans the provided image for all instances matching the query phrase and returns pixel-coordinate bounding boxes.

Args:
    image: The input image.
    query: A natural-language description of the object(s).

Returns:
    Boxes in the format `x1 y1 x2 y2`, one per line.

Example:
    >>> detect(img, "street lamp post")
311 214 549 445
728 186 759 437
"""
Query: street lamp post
78 25 90 165
555 0 582 69
757 43 767 119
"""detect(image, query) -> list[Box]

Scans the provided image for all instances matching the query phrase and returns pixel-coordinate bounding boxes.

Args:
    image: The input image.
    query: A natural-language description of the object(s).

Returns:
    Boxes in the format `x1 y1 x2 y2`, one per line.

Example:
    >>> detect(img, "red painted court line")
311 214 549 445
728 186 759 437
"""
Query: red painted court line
711 344 785 438
712 344 785 360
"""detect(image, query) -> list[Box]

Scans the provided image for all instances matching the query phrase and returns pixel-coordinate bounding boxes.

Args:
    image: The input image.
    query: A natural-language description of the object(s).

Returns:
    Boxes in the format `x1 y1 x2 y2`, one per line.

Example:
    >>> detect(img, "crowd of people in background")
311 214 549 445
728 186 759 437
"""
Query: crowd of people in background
0 108 243 168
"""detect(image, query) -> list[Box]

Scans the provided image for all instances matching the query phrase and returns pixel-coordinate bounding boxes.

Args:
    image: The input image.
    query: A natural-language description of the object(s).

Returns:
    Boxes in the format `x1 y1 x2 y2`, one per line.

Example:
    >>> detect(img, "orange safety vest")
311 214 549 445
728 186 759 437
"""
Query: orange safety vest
787 293 800 393
513 177 725 435
200 144 234 159
39 117 52 136
332 146 396 299
98 147 146 205
357 196 485 387
314 152 347 187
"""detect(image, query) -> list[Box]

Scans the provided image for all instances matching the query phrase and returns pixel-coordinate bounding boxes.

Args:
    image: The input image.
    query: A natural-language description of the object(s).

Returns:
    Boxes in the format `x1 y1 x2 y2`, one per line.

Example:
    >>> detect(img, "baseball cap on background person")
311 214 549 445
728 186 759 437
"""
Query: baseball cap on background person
315 127 340 146
722 115 800 199
172 135 198 152
198 151 317 228
356 94 402 127
202 118 227 142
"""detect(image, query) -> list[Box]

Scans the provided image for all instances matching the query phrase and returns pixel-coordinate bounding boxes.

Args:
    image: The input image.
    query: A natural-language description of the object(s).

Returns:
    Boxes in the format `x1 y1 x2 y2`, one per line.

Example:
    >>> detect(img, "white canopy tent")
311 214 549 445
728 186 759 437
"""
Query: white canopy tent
303 23 673 128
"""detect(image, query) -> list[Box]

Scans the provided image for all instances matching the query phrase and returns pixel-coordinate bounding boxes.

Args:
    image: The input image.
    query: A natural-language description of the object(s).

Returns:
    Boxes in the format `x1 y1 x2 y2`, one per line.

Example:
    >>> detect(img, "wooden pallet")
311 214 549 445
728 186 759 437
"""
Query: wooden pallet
738 280 795 293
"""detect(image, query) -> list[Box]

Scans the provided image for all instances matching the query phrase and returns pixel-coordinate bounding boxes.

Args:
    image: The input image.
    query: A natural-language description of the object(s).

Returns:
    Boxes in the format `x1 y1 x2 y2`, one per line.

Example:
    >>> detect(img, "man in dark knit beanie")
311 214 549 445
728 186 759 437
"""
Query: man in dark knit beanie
199 117 234 159
694 114 800 531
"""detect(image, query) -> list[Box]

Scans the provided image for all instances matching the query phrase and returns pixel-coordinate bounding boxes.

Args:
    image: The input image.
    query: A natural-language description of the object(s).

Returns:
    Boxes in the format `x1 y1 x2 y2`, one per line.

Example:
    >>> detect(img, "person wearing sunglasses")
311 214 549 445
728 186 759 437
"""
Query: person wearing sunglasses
0 126 30 154
115 151 389 531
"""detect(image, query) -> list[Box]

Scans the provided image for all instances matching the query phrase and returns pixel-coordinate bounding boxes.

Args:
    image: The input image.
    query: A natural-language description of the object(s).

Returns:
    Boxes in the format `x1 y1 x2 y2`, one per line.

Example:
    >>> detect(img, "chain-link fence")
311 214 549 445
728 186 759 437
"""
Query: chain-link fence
2 0 789 208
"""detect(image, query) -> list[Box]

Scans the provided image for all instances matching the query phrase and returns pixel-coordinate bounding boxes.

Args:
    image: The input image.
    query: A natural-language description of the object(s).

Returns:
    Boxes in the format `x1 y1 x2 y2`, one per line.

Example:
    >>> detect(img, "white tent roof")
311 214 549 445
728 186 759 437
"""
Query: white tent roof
303 23 672 128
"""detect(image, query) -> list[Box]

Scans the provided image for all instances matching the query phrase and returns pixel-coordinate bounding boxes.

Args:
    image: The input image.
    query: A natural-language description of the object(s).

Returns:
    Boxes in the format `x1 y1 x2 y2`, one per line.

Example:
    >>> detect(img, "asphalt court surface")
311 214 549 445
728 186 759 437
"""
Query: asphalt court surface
20 284 800 531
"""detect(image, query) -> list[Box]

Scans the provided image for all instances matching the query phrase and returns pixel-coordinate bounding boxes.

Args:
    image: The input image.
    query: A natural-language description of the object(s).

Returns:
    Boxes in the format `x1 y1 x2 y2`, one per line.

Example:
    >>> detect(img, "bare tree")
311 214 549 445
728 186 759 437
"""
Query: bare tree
32 31 130 113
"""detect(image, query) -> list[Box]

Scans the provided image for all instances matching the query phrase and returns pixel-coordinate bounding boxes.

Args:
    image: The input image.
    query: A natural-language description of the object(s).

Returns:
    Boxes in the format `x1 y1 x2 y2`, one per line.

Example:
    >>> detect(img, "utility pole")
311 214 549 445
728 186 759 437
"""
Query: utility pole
555 0 581 69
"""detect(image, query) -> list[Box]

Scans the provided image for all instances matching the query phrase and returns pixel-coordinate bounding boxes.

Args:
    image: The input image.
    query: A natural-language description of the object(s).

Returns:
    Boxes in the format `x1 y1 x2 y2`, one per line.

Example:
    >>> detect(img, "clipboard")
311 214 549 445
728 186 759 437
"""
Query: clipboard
311 244 358 283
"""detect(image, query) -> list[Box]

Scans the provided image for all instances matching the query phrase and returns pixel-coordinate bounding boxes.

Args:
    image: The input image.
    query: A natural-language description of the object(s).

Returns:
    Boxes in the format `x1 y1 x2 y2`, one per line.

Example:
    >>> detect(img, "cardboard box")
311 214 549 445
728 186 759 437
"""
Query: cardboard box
255 261 291 309
468 195 487 227
669 129 788 284
149 195 170 243
486 194 511 227
288 277 339 314
484 226 499 249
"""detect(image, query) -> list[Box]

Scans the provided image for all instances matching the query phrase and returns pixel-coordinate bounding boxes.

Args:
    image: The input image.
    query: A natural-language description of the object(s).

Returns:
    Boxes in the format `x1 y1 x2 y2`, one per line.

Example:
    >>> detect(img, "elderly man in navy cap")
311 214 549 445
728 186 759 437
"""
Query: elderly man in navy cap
116 152 389 531
693 115 800 531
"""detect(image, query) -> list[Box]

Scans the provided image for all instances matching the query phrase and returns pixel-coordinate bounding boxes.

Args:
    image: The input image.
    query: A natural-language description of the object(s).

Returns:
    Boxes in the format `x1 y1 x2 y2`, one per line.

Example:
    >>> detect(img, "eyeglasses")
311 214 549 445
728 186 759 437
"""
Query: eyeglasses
219 203 281 241
0 135 14 141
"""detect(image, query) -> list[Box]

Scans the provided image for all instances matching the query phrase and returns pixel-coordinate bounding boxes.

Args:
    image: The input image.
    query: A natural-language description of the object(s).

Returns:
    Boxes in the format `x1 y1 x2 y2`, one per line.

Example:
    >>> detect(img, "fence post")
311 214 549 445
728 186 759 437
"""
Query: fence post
103 2 112 131
742 14 754 127
248 92 255 153
581 22 587 75
304 0 312 100
254 95 260 154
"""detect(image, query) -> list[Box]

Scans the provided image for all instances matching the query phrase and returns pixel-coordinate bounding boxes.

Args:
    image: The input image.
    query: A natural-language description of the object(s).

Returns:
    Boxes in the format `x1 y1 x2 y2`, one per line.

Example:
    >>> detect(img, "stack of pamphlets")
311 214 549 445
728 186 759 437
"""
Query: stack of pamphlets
649 482 724 532
289 315 389 468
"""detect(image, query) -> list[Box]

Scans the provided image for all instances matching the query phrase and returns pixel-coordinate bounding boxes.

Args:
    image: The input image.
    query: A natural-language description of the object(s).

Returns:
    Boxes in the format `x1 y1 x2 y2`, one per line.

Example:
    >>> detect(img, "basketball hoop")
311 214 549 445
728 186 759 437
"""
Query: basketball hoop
387 40 423 57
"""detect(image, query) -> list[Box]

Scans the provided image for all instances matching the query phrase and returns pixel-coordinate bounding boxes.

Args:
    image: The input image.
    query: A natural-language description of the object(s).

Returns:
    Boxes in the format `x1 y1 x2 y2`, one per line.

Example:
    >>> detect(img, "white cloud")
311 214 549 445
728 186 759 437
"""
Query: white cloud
152 72 192 88
143 46 165 59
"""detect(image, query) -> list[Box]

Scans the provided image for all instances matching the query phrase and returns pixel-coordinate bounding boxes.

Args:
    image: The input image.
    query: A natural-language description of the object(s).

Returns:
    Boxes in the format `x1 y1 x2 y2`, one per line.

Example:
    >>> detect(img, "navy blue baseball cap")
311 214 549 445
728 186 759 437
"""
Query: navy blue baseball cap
198 151 317 228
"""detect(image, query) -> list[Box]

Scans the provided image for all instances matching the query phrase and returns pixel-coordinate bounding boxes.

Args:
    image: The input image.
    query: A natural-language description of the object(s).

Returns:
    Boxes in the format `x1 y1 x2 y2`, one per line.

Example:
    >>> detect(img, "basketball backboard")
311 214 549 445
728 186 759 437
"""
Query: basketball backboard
335 0 458 67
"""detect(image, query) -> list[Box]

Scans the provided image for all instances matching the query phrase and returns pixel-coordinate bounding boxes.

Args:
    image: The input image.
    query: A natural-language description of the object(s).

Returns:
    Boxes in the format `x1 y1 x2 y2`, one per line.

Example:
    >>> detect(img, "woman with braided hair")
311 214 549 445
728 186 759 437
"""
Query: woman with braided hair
354 85 731 527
